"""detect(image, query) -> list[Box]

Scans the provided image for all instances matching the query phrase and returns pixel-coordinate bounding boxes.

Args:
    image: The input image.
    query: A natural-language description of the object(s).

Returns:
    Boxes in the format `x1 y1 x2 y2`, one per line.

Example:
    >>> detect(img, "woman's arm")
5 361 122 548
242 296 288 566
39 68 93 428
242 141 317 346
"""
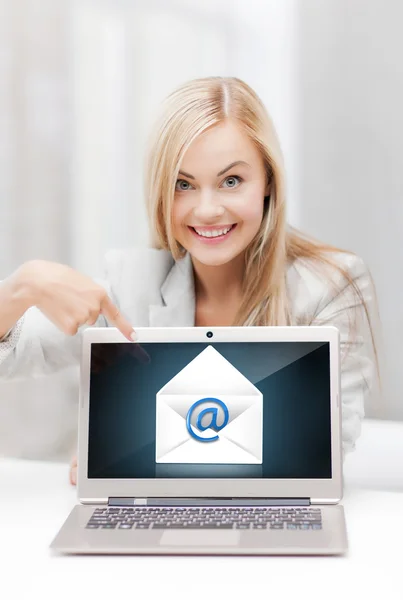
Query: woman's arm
0 257 132 381
0 303 107 381
310 254 376 455
0 267 34 340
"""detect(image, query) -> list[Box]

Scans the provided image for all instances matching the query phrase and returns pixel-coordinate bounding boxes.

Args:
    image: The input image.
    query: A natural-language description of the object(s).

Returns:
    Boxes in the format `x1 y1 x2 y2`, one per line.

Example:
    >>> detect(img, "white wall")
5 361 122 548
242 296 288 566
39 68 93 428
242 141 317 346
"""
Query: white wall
297 0 403 419
0 0 71 276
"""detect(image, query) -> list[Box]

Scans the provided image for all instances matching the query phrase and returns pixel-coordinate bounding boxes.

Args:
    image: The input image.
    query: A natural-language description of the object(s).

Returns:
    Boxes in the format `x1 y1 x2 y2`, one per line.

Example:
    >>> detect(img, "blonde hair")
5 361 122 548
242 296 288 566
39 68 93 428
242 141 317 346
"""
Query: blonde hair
144 76 378 370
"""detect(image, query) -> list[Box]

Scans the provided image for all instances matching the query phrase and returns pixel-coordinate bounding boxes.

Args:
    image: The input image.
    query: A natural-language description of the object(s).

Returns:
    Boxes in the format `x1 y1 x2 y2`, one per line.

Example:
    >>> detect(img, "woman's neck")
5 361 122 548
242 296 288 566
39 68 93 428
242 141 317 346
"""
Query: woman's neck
192 254 245 305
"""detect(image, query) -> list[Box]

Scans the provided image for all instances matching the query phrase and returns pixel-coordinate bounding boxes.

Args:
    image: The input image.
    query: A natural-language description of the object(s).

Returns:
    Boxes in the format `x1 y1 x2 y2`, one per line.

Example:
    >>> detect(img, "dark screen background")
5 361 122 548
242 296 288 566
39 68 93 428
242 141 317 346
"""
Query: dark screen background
87 341 332 479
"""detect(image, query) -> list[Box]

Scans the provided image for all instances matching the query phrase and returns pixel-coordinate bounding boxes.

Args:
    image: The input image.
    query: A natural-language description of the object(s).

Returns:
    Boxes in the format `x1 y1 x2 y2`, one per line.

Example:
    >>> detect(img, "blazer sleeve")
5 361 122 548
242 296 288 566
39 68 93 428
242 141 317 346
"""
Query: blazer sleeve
310 254 376 455
0 268 116 381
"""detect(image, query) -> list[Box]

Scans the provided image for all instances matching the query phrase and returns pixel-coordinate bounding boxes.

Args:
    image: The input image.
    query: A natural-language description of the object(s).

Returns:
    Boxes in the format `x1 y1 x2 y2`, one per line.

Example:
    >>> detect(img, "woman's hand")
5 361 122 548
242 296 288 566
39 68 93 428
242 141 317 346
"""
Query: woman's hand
70 455 77 486
13 259 135 340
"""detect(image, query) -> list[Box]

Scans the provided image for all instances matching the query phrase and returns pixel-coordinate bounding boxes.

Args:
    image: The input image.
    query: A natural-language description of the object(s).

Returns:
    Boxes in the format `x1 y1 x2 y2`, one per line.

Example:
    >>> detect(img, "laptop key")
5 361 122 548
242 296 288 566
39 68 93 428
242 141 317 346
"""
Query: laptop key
175 523 218 529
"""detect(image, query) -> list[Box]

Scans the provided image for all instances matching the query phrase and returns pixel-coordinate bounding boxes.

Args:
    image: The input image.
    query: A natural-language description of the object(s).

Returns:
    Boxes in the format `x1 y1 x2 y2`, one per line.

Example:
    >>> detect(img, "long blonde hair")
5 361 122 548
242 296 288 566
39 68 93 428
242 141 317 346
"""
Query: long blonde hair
144 76 378 369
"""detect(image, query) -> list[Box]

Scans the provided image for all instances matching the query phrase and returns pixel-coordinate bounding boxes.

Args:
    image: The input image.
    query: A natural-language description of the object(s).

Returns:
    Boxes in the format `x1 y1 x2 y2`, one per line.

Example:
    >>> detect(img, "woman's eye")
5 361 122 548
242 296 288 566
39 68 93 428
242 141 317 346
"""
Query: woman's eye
175 179 194 191
222 175 242 188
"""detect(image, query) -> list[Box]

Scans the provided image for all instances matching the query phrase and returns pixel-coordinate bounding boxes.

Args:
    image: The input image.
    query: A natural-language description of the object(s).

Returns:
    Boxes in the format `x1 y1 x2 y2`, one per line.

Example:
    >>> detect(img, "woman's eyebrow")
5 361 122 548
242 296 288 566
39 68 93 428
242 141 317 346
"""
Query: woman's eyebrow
178 160 251 180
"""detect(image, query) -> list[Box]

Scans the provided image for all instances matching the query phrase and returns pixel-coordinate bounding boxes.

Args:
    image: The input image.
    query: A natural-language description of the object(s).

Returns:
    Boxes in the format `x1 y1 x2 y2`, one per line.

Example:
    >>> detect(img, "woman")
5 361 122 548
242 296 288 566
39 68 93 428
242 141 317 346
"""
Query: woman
0 76 376 484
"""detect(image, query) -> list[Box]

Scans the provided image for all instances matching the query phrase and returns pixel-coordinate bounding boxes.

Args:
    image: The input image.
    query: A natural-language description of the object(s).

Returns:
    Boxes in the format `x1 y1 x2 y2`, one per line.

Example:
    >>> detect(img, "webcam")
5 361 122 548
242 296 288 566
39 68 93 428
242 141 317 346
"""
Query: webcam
206 331 213 339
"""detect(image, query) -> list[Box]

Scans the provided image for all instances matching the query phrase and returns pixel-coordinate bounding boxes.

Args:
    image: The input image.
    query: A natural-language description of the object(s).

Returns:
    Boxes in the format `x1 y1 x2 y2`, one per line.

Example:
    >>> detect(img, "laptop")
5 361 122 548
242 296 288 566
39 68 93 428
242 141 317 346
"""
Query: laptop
50 325 347 555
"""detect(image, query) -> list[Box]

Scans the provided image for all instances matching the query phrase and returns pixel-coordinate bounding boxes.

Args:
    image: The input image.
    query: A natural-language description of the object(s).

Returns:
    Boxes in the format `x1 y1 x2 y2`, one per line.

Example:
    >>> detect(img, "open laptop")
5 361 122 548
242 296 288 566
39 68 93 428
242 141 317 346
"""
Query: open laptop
50 325 347 555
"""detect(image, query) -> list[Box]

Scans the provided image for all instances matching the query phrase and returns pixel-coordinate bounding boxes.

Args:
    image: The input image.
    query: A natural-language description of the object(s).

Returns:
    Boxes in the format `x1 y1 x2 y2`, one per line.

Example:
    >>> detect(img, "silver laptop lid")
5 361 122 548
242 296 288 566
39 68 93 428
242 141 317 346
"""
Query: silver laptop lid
77 326 342 504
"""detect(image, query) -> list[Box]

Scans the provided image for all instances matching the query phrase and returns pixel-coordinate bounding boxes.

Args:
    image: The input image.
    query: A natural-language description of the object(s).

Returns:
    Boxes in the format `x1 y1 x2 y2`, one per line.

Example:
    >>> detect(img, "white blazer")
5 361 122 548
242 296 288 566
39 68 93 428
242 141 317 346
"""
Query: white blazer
0 247 374 459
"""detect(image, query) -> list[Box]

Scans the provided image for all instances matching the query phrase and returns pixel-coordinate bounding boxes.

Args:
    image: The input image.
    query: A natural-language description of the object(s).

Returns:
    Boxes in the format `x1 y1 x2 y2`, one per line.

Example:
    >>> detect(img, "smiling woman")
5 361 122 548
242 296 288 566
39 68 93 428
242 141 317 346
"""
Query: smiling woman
145 77 376 333
0 76 379 483
173 123 268 267
141 75 379 457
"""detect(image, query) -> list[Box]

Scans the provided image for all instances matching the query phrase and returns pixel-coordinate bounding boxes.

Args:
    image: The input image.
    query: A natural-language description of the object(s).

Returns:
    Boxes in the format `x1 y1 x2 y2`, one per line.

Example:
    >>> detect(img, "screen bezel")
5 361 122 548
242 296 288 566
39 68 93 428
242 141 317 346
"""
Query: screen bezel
77 326 342 503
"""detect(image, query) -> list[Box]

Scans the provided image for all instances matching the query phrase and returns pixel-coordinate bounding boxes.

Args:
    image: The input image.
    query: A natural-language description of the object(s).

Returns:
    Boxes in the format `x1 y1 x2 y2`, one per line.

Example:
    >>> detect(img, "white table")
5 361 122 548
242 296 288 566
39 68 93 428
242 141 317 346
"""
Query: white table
1 418 402 600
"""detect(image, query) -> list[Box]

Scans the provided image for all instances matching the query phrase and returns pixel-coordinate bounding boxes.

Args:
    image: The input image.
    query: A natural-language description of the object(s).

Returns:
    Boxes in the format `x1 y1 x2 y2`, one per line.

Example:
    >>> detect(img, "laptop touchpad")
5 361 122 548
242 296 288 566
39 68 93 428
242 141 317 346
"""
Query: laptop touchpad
160 530 240 546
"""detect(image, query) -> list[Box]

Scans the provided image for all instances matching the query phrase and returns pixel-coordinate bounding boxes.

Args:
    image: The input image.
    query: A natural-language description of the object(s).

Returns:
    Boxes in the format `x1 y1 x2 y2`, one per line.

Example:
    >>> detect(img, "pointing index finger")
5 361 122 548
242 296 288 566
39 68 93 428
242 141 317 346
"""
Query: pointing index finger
101 296 135 341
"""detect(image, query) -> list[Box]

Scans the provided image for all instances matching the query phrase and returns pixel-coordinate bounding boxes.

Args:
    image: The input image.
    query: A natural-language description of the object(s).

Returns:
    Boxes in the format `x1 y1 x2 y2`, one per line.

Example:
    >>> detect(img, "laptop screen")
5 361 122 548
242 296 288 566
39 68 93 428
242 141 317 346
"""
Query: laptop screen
87 341 332 479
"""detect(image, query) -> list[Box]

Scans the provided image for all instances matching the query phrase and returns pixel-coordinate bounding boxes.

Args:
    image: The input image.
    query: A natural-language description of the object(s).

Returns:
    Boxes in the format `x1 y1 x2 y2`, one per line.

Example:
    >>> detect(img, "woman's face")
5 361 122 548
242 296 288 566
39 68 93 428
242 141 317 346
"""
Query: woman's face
172 119 270 267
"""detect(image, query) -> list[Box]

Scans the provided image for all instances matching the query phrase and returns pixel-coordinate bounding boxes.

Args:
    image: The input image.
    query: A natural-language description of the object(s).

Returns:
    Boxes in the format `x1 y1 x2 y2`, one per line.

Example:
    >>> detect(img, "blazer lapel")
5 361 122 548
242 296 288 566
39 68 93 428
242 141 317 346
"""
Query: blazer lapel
149 252 195 327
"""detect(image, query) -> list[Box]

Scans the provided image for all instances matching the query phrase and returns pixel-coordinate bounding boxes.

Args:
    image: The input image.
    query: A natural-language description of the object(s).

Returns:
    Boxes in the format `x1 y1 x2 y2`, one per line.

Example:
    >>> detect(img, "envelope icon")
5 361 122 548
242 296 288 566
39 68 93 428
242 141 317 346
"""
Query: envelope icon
155 346 263 464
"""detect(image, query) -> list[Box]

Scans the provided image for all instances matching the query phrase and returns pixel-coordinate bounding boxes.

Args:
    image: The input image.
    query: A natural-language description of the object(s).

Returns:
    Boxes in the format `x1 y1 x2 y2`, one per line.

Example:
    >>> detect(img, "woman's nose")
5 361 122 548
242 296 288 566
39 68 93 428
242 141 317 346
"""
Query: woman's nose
193 192 225 221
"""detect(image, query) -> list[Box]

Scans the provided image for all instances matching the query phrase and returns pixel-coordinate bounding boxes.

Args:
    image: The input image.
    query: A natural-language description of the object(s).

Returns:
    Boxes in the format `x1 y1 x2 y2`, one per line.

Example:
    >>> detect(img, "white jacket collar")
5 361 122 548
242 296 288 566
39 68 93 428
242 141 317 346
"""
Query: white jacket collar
149 252 195 326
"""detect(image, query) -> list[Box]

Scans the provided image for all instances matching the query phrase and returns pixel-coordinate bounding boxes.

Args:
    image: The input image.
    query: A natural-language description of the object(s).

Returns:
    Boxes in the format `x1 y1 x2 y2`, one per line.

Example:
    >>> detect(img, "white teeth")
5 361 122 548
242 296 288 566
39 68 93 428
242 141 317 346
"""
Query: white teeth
194 226 233 238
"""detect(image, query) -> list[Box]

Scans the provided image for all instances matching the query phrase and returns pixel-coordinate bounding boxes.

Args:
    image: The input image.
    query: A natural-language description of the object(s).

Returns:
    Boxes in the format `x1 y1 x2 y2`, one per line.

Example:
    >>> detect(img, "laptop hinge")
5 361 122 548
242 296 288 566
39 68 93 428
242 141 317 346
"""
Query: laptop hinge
108 497 310 507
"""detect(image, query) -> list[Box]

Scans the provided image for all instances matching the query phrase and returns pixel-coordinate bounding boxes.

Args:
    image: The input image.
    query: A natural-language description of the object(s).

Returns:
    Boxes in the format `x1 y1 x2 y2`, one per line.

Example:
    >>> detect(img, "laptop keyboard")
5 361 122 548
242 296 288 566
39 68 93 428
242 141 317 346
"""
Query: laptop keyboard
86 506 322 530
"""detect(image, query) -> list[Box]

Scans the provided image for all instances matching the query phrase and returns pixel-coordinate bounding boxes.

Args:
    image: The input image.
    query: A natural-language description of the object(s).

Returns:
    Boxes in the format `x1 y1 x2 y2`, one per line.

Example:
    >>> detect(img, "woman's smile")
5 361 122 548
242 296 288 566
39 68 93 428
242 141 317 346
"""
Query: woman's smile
188 223 237 244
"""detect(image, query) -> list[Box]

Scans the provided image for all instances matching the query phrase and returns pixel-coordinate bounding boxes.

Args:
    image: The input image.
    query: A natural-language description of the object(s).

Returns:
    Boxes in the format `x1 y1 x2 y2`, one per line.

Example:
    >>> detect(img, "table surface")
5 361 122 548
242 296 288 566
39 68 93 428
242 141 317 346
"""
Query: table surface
1 418 402 600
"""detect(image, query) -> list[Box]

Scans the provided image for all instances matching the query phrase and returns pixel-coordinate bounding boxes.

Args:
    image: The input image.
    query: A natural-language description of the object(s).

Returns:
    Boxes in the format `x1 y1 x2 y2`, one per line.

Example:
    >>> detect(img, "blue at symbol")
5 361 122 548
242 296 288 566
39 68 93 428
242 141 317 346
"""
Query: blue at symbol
186 398 229 442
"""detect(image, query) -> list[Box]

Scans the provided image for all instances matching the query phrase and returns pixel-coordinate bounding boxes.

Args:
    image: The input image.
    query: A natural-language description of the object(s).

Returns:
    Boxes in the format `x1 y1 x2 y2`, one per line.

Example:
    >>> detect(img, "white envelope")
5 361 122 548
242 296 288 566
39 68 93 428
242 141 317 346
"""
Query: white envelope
155 346 263 464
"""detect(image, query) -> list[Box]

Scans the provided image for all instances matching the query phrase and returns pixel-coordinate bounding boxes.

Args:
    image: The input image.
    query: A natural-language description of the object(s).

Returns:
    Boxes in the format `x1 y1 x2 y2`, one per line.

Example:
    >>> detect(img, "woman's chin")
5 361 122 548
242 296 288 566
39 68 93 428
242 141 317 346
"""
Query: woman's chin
187 245 242 267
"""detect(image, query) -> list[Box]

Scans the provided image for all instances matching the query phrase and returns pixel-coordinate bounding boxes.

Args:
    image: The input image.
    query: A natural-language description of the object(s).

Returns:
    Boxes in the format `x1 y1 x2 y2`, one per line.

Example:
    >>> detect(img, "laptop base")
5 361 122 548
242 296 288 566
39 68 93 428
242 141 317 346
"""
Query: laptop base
50 504 348 555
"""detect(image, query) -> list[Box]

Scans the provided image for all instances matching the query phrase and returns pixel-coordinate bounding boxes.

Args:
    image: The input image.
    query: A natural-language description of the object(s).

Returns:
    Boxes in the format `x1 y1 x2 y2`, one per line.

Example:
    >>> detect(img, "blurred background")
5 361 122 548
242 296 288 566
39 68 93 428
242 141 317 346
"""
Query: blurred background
0 0 401 459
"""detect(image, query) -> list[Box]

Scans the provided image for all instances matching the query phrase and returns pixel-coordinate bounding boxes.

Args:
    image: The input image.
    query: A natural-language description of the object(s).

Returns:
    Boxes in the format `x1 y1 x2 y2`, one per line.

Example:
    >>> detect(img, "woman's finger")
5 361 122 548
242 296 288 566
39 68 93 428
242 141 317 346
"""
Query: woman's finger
101 296 135 341
69 456 77 486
